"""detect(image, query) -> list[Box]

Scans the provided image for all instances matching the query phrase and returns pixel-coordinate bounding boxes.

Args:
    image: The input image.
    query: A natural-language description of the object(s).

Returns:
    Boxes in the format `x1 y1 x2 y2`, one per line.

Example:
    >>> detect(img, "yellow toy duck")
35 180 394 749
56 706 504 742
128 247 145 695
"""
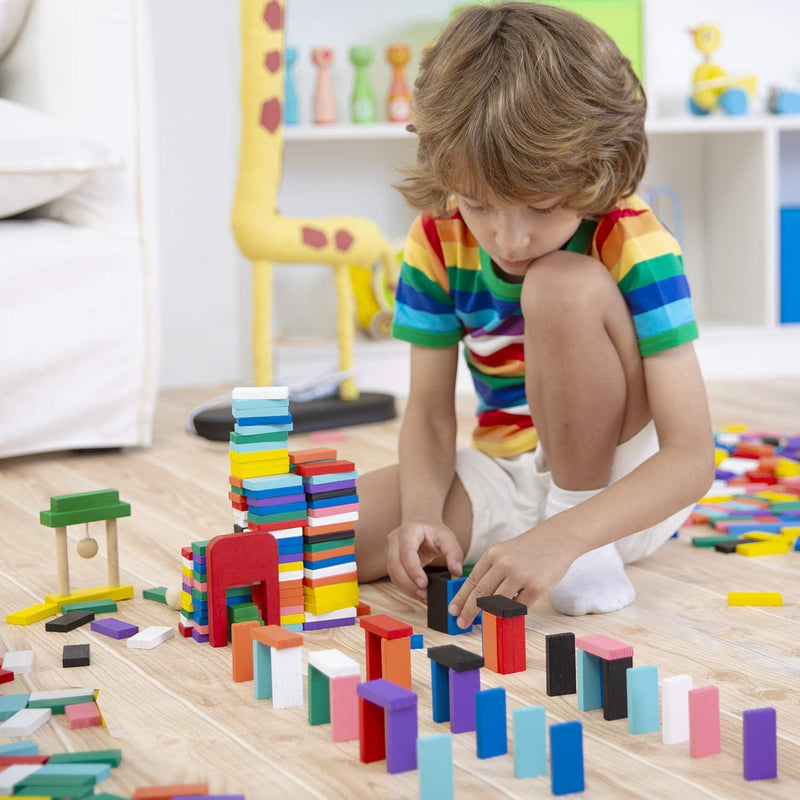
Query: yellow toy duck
689 24 757 116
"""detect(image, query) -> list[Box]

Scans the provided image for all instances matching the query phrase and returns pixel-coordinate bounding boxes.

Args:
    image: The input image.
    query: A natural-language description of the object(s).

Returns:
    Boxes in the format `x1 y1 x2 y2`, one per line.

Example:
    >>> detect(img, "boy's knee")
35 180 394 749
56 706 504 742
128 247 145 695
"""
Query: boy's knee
521 251 611 326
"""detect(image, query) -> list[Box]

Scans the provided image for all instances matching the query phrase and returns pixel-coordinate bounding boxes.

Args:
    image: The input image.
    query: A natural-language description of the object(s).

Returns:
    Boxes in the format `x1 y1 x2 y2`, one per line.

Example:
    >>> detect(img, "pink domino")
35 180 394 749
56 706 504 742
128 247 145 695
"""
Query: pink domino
689 685 721 758
307 503 359 518
280 605 304 616
330 674 360 742
575 634 633 660
65 701 102 730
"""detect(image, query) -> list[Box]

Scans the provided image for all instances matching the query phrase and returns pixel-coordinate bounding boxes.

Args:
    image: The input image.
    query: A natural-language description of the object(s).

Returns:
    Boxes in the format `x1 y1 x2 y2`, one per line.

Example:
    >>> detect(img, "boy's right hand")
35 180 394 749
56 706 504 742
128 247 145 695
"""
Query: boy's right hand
386 517 464 601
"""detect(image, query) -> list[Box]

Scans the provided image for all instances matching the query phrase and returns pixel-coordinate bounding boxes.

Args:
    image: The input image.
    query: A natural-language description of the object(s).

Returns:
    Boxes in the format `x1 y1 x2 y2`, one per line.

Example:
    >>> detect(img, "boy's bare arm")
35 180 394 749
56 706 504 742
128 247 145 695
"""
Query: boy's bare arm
450 342 715 625
387 343 463 597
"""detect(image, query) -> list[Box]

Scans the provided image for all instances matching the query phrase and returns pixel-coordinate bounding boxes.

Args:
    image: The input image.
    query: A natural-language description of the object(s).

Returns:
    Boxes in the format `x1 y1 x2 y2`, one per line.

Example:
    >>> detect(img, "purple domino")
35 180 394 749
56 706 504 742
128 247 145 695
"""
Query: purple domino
303 617 355 631
743 707 777 781
90 618 139 639
304 479 356 494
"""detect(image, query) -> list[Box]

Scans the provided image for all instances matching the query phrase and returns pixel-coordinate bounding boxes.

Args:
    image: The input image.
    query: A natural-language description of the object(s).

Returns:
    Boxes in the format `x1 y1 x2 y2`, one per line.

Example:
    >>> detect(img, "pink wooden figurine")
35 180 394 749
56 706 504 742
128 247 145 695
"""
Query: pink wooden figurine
386 45 411 123
312 46 337 124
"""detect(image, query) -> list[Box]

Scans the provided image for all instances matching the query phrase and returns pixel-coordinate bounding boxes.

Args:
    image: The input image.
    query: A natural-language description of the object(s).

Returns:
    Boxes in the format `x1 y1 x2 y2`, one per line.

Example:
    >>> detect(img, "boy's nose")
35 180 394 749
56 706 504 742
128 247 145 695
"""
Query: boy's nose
495 221 531 255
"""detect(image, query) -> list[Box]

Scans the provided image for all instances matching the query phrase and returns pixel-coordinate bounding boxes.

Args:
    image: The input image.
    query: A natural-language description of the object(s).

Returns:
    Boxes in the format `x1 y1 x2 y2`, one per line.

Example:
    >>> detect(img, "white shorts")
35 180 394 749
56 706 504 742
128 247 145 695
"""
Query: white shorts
458 420 695 566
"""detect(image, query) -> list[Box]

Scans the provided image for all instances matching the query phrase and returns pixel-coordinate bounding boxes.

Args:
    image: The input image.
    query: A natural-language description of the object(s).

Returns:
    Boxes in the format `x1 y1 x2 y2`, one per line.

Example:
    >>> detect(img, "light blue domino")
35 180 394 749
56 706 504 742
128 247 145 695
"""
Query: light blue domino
35 762 112 782
243 474 303 491
234 422 293 435
577 649 603 711
512 705 546 778
0 739 38 755
0 694 30 722
418 733 454 800
627 665 660 734
253 640 273 700
232 399 290 413
303 470 359 485
283 623 304 632
229 439 291 453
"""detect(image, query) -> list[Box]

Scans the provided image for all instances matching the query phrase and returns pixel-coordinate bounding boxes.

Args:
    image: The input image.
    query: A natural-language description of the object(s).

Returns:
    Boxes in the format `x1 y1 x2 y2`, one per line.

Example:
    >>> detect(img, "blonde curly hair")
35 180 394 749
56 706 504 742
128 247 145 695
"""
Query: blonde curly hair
398 1 648 218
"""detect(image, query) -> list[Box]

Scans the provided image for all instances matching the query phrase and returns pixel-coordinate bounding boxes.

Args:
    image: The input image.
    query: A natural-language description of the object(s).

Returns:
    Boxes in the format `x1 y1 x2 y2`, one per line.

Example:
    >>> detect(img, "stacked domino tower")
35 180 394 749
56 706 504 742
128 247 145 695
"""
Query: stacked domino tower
295 449 360 629
231 386 307 631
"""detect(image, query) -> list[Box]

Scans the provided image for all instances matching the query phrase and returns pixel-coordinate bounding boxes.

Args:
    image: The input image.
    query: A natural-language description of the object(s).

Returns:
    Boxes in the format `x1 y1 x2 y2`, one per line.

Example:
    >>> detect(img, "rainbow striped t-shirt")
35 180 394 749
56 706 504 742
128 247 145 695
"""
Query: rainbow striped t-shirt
391 194 698 458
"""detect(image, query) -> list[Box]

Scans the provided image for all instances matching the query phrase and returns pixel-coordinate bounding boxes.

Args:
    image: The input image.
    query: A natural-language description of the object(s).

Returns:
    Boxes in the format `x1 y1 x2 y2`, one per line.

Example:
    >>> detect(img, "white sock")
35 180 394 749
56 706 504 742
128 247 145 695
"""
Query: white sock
545 480 635 616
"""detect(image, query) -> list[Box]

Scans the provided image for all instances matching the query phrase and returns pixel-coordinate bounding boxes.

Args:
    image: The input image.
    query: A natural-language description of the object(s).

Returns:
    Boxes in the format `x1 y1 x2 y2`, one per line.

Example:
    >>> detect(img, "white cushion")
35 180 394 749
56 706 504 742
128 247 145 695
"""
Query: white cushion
0 97 122 218
0 0 30 59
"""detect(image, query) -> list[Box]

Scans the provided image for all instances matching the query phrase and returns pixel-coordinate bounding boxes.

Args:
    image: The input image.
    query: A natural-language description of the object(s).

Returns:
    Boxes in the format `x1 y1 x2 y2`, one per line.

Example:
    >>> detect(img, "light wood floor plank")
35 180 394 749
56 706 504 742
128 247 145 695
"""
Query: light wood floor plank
1 380 798 798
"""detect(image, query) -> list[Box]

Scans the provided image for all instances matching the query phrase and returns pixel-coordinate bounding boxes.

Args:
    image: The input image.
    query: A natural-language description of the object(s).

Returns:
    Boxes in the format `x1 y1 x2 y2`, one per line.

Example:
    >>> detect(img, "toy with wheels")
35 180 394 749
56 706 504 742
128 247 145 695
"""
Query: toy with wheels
349 246 400 339
688 24 756 116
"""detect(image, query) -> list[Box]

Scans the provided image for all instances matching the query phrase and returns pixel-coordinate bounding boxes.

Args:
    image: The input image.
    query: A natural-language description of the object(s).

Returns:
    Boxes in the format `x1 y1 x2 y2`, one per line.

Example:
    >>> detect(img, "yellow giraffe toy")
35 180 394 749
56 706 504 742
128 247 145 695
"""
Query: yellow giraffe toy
232 0 396 401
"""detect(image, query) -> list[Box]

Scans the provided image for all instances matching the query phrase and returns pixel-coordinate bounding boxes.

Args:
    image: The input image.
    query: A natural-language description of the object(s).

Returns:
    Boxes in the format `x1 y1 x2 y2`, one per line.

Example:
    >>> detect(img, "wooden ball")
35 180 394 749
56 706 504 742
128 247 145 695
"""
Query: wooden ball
165 587 181 610
77 537 99 559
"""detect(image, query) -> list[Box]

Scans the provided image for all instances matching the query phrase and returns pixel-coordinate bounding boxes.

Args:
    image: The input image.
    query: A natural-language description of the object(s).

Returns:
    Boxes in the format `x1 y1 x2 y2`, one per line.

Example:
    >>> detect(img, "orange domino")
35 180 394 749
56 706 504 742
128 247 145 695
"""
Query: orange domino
132 784 209 800
289 447 338 464
303 544 356 562
303 521 355 537
482 612 499 672
253 624 303 650
232 620 262 682
303 571 358 589
381 636 412 690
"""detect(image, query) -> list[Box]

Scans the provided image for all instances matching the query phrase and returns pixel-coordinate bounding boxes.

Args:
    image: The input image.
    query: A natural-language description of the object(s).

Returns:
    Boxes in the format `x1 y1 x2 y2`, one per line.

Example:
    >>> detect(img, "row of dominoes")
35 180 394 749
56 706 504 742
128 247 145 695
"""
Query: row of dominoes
544 631 778 781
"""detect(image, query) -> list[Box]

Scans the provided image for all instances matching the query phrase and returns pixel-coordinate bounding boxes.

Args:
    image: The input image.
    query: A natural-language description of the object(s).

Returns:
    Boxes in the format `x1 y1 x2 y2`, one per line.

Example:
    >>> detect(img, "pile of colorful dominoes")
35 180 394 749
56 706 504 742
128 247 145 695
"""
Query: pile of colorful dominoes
295 447 360 630
687 427 800 554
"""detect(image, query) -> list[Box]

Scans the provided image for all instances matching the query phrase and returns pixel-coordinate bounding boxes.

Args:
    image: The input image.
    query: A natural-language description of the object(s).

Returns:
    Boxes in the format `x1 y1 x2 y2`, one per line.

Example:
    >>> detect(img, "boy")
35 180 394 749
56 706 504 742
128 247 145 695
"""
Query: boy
354 2 714 627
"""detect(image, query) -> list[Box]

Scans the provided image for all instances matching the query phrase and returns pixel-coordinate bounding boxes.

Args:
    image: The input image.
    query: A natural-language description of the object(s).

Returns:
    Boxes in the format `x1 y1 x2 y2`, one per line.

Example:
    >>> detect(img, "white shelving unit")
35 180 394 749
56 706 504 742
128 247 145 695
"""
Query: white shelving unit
275 0 800 389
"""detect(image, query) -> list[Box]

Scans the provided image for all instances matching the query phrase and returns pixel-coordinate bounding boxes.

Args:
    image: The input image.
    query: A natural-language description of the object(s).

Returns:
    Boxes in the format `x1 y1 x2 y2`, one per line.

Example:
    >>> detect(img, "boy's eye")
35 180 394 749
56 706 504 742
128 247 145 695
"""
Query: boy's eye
530 205 557 216
463 200 485 213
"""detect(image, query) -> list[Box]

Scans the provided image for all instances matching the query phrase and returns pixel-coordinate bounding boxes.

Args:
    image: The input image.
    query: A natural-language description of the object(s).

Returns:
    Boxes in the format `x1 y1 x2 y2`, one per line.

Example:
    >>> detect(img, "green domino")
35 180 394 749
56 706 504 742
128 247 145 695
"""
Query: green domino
230 430 286 444
61 598 118 614
92 794 131 800
770 501 800 512
143 586 169 604
49 749 122 767
191 540 209 556
49 489 120 512
228 603 260 623
40 502 131 528
226 585 252 598
691 535 737 547
192 587 208 602
247 509 301 523
304 536 355 553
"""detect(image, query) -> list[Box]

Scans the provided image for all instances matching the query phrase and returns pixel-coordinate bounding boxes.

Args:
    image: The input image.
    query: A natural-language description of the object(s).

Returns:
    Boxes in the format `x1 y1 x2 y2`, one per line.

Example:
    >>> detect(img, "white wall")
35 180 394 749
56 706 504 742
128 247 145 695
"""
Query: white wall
149 0 800 390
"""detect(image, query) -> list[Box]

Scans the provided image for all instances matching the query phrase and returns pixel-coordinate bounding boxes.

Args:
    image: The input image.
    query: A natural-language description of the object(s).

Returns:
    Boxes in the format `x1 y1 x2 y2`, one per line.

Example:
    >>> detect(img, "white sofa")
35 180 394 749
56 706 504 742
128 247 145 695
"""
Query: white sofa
0 0 158 458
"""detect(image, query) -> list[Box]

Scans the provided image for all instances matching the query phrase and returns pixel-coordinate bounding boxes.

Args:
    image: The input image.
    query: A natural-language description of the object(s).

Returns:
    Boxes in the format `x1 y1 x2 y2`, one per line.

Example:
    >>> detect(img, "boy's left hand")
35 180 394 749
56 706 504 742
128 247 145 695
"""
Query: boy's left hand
448 520 577 627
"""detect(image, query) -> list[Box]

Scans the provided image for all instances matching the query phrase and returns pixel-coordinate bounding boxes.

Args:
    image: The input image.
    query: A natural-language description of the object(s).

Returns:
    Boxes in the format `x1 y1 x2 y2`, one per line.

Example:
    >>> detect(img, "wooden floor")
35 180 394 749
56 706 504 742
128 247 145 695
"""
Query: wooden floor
1 379 799 799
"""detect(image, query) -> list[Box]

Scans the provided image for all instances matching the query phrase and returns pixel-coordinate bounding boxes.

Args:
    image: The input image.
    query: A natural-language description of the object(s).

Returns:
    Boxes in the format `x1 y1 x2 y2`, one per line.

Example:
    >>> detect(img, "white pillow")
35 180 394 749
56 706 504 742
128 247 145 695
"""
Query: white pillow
0 98 123 219
0 0 30 59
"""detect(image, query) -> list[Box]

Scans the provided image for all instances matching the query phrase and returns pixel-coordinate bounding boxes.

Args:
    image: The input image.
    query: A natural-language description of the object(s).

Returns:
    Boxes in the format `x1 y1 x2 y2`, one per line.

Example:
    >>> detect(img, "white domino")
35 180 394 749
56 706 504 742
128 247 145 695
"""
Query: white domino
126 625 175 650
232 386 289 400
0 708 51 737
1 650 34 674
0 764 42 794
662 673 693 744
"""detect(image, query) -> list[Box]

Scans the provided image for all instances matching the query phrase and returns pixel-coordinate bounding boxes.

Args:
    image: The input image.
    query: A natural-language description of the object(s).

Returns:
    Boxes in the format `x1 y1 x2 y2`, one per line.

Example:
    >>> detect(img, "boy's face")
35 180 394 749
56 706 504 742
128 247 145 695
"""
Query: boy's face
455 194 582 282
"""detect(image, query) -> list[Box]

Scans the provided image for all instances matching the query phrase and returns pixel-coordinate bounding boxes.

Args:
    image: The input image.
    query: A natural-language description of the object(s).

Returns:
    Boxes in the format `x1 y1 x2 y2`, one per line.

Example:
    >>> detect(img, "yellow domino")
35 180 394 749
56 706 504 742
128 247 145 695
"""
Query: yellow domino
728 591 783 606
278 561 303 573
303 582 359 615
181 591 193 613
780 526 800 539
719 423 748 432
735 540 791 556
6 601 61 626
229 460 290 479
229 449 289 464
754 491 798 503
743 531 784 541
714 449 728 467
775 457 800 477
279 613 306 625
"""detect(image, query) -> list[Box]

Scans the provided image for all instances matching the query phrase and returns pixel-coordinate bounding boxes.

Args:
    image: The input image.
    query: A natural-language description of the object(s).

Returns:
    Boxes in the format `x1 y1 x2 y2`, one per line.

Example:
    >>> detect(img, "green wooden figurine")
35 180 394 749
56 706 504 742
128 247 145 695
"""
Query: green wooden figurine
349 45 376 124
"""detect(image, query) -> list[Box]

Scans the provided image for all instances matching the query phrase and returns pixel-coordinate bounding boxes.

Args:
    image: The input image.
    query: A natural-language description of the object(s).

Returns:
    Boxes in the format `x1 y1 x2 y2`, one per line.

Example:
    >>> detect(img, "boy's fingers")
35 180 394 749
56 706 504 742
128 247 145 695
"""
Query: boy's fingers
449 562 492 625
435 532 463 578
399 536 427 590
386 535 419 597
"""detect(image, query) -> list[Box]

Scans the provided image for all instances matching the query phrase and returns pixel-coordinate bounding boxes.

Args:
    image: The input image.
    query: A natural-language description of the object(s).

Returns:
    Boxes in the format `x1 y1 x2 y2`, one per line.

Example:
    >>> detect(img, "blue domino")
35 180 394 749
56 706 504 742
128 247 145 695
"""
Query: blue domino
476 687 507 759
235 415 293 426
577 649 603 711
247 501 307 516
229 439 290 454
550 720 584 795
304 553 356 570
0 694 30 722
0 737 37 754
307 494 359 509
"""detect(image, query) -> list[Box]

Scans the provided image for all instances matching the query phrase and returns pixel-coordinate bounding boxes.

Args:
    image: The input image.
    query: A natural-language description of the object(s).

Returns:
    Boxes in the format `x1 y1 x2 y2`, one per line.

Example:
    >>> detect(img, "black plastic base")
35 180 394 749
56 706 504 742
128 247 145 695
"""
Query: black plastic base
192 392 397 442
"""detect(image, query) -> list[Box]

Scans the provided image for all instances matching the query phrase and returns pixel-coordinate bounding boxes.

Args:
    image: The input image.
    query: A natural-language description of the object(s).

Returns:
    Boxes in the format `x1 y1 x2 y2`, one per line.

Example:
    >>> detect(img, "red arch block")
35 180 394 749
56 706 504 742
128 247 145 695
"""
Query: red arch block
207 531 280 647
